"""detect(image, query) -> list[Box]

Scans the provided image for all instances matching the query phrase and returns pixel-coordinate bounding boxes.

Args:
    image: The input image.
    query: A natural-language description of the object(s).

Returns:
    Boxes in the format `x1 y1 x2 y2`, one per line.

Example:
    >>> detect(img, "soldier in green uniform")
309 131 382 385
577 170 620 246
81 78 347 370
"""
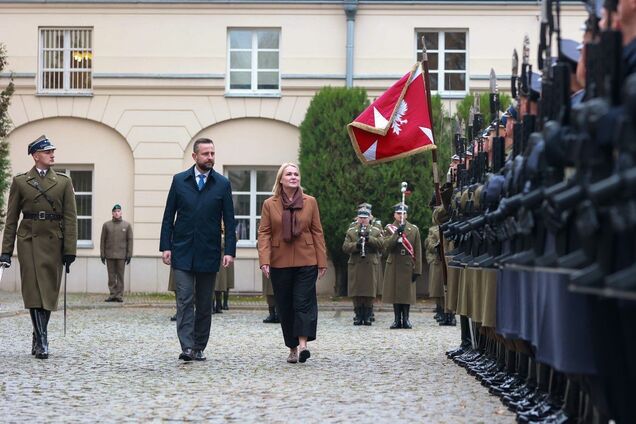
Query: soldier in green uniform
100 203 133 303
425 212 445 322
213 227 234 313
382 203 422 329
0 135 77 359
342 208 383 326
262 272 280 323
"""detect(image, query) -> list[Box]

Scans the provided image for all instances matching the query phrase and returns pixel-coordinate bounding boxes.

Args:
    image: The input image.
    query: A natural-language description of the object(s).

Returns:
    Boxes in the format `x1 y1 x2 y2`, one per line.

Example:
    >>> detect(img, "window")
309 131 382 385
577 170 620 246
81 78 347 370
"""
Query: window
227 29 280 94
225 167 278 245
39 28 92 94
54 168 93 247
416 30 467 94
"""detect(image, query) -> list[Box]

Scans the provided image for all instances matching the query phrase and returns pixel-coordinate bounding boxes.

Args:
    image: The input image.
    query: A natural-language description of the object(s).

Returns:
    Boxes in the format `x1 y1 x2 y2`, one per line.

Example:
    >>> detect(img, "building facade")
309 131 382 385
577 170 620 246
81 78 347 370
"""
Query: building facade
0 0 585 294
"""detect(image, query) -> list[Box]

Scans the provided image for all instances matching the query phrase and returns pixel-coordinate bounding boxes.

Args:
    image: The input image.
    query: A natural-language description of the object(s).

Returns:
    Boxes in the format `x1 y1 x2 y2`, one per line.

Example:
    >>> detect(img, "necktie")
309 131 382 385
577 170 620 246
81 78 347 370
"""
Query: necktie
39 171 46 178
197 174 205 191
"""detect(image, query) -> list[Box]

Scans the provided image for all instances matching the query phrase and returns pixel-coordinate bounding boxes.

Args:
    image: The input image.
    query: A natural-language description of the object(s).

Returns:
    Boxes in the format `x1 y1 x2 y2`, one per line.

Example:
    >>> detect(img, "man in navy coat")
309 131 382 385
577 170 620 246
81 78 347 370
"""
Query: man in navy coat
160 137 236 361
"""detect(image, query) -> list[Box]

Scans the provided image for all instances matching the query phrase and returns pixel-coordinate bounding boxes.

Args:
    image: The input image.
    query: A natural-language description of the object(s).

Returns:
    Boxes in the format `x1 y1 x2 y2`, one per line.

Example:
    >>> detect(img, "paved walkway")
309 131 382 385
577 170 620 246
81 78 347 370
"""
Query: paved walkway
0 292 514 423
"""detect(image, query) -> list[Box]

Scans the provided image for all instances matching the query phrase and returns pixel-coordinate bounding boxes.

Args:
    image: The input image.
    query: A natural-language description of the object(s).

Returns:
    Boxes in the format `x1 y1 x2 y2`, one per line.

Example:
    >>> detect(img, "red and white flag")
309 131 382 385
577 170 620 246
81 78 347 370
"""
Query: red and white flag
347 63 436 165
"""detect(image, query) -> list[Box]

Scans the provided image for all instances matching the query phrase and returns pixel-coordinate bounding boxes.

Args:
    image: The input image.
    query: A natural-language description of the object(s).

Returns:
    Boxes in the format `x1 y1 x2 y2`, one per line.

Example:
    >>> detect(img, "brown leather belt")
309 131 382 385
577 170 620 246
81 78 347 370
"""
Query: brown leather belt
22 212 63 221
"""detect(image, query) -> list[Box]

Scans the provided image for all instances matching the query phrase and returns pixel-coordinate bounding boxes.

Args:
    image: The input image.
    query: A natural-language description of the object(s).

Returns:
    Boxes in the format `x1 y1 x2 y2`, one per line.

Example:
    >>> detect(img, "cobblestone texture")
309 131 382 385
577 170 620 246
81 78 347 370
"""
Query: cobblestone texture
0 293 514 423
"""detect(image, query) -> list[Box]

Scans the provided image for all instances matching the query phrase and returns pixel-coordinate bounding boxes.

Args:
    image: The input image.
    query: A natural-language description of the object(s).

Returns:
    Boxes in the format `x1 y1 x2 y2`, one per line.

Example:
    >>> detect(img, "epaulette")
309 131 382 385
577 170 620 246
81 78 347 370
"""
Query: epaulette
56 172 70 178
15 172 27 177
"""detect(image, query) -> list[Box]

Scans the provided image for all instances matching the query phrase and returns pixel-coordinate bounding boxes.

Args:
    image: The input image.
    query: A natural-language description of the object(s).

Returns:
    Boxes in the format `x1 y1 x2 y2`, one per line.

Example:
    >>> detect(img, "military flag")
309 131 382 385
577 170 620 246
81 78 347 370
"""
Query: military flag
347 63 436 165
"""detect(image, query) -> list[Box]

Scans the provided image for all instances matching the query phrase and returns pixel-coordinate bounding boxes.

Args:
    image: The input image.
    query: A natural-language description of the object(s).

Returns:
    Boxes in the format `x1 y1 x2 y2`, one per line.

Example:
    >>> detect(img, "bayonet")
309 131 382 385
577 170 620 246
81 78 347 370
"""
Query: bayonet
512 49 519 99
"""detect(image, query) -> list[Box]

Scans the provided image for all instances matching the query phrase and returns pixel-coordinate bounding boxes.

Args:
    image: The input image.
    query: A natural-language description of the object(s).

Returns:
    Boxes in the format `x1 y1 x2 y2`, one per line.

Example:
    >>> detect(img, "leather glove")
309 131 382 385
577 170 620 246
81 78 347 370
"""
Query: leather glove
397 224 406 235
63 255 76 272
101 256 106 265
411 273 419 283
0 254 11 268
125 256 131 265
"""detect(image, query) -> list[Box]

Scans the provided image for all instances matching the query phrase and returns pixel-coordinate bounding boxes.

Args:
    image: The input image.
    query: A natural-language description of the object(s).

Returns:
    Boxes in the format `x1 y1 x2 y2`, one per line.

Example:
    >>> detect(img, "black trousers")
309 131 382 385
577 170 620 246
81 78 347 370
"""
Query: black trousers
270 266 318 349
173 269 216 352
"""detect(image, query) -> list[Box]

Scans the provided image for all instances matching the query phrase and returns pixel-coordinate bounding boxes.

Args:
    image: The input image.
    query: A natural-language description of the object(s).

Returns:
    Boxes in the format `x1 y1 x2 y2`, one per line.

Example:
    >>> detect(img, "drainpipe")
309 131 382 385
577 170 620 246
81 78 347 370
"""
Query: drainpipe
344 0 358 88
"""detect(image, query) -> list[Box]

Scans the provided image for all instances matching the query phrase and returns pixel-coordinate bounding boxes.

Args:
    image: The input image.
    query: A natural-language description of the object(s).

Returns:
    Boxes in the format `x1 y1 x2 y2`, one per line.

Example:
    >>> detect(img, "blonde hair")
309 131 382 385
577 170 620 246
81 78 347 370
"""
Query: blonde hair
272 162 300 197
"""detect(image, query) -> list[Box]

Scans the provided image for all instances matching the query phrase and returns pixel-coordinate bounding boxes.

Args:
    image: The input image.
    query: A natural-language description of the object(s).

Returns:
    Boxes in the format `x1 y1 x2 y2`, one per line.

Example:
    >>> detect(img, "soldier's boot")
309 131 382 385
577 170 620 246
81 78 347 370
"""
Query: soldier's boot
353 306 363 326
390 304 402 329
263 306 277 323
362 306 372 326
272 306 280 323
34 309 49 359
402 304 413 329
29 309 38 355
434 304 443 322
222 290 229 310
214 291 223 314
370 304 375 322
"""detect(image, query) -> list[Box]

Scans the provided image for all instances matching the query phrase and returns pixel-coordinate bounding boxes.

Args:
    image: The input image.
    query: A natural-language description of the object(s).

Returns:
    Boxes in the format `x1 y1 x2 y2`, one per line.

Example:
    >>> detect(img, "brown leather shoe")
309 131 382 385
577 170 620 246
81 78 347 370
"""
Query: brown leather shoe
287 349 298 364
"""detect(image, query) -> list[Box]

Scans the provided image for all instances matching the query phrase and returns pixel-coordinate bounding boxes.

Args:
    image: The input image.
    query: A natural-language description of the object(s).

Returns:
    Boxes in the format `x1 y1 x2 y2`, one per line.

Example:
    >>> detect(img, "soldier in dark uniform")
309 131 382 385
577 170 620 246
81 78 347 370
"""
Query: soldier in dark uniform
342 208 383 325
0 135 77 359
382 203 422 329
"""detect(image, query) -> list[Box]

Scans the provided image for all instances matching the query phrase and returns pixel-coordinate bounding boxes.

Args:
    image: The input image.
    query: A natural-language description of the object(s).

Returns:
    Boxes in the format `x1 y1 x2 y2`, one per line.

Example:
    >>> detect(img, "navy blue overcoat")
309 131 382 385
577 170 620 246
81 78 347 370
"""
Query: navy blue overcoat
160 166 236 273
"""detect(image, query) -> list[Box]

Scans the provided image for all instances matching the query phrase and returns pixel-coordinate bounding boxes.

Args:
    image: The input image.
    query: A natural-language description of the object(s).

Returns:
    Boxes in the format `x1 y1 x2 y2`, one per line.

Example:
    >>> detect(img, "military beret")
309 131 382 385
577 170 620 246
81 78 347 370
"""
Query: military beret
357 208 370 217
112 204 122 211
393 203 408 213
28 135 56 155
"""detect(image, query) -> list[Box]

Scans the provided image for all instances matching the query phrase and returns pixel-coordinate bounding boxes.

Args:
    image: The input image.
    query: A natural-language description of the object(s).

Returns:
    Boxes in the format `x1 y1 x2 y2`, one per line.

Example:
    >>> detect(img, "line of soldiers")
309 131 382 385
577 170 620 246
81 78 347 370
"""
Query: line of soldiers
436 0 636 422
342 202 423 328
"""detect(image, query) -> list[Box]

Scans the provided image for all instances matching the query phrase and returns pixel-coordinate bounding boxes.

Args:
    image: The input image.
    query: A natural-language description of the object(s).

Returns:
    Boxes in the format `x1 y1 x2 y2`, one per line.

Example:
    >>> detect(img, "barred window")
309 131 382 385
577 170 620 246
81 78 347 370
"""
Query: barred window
54 167 93 247
225 167 277 246
39 28 92 94
227 29 280 94
416 30 467 94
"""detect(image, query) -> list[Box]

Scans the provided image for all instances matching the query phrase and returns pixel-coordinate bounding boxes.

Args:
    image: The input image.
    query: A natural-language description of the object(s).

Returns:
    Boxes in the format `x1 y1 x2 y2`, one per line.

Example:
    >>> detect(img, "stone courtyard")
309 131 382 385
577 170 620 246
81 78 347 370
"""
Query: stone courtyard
0 292 514 423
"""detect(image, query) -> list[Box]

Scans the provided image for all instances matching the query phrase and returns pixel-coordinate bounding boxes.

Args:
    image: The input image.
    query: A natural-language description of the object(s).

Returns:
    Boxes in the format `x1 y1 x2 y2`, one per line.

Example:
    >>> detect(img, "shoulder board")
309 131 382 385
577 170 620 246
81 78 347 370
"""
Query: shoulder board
15 172 27 177
57 172 70 178
410 224 418 229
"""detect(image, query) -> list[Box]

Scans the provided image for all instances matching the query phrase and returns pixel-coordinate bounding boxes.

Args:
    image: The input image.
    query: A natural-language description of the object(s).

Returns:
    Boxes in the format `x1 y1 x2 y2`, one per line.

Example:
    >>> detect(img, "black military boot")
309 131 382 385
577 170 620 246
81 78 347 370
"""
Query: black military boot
402 304 413 329
370 304 375 322
434 304 443 322
390 304 402 329
34 309 49 359
263 306 277 323
353 306 362 326
362 306 372 326
214 291 223 314
272 306 280 323
29 309 38 356
222 290 229 310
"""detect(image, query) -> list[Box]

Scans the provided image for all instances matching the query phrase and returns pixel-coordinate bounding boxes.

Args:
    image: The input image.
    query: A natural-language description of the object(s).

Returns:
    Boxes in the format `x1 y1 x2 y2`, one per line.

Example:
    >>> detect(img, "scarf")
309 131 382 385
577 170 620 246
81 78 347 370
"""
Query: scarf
281 188 304 242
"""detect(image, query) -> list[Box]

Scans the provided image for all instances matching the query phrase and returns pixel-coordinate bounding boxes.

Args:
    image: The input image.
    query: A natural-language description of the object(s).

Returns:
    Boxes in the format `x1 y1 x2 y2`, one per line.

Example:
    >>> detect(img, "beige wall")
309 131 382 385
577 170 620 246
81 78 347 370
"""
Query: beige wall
0 1 587 295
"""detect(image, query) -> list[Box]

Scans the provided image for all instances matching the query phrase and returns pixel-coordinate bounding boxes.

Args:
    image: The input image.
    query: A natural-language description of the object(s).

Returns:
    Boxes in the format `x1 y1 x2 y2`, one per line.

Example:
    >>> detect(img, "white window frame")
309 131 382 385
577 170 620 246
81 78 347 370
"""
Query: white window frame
225 167 277 247
38 27 93 95
416 29 468 96
54 166 94 248
226 28 281 96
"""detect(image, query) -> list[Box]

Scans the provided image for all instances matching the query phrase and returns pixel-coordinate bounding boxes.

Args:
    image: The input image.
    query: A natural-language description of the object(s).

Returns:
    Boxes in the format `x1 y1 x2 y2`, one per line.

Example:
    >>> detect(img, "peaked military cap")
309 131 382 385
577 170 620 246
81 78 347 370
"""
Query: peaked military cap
357 208 371 217
357 202 372 211
393 203 408 213
559 39 581 66
112 204 122 211
28 135 56 155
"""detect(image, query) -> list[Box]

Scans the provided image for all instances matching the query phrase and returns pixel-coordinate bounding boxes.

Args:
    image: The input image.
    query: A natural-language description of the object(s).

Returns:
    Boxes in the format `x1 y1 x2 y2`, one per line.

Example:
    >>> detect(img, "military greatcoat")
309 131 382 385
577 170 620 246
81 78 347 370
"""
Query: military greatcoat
381 220 422 305
1 167 77 310
425 225 445 298
342 223 383 297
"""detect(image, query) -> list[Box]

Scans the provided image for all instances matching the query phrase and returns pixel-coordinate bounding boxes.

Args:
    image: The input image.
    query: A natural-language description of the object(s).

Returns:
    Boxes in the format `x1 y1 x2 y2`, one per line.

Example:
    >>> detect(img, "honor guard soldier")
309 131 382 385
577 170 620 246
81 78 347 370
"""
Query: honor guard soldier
100 203 133 302
356 202 383 320
342 208 383 325
382 203 422 329
0 135 77 359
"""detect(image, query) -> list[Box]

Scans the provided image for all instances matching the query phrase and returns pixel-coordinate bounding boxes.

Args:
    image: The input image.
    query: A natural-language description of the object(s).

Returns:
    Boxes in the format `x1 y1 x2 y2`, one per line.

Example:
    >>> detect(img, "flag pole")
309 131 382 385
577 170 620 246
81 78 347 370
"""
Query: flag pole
420 36 448 286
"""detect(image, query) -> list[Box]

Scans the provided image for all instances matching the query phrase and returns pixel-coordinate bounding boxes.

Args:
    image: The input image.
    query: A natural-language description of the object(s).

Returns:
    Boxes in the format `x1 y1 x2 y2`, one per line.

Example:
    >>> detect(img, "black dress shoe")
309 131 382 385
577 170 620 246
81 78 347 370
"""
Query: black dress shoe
105 297 116 302
179 349 194 361
193 350 206 361
170 314 177 322
114 298 123 303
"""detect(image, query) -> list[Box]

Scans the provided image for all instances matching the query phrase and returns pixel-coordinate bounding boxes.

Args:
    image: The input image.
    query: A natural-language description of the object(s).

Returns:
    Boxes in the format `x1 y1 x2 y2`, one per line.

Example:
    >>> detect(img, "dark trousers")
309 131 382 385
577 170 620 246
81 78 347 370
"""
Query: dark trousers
270 266 318 349
106 259 125 299
173 269 216 352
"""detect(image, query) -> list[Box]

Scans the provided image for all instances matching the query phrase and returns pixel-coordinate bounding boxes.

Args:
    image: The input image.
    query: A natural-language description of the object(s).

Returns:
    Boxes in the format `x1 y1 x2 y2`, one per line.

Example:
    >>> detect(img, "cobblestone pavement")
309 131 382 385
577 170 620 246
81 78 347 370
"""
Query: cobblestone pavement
0 298 514 423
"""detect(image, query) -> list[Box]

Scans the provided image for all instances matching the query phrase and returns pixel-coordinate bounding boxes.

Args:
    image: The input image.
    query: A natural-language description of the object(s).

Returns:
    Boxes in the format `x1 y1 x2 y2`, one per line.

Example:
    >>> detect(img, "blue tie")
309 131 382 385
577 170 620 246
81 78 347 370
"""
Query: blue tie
197 174 205 191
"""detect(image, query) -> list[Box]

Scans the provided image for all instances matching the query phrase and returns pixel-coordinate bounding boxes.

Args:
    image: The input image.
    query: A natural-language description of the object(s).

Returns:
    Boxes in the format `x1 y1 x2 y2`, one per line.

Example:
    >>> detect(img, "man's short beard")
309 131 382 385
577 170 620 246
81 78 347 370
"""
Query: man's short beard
199 161 214 170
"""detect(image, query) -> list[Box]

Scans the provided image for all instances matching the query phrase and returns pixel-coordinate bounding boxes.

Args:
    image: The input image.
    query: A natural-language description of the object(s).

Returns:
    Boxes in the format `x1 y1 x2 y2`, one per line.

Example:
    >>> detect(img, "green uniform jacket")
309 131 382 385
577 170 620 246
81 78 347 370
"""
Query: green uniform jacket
100 218 133 259
262 273 274 296
425 225 444 298
342 223 383 298
381 220 422 305
215 235 234 291
2 167 77 310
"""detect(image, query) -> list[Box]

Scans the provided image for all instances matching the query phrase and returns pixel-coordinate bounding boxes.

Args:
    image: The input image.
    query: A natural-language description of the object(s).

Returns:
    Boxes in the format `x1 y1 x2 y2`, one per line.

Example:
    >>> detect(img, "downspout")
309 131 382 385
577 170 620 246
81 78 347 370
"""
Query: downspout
344 0 358 88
